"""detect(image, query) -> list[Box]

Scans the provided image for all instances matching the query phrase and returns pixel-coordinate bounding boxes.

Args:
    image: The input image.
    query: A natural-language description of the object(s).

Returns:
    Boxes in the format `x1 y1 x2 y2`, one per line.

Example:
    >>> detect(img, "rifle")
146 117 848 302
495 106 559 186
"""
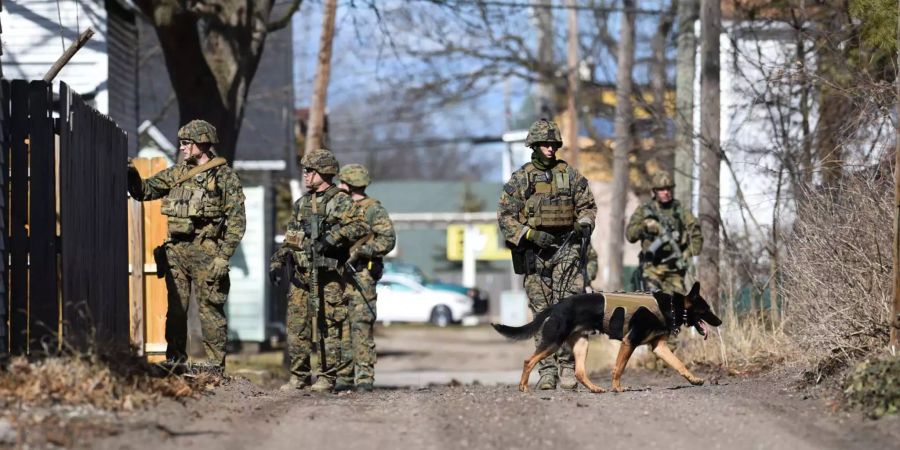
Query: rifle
309 194 326 375
632 230 685 292
345 261 377 317
645 231 683 268
631 259 647 292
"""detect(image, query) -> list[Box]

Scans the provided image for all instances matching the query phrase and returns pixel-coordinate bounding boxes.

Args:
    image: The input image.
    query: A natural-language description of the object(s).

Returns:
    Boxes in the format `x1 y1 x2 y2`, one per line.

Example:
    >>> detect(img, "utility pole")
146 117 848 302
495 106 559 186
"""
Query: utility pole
304 0 338 156
566 0 579 168
698 0 721 310
606 0 636 291
675 0 699 210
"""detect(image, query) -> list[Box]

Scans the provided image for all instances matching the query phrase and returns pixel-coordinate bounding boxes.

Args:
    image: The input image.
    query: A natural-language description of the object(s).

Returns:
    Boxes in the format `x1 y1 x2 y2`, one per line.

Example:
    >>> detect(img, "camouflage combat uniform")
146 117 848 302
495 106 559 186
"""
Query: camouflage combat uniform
335 164 396 391
127 120 246 368
625 172 702 294
269 150 366 390
586 244 598 284
497 119 597 389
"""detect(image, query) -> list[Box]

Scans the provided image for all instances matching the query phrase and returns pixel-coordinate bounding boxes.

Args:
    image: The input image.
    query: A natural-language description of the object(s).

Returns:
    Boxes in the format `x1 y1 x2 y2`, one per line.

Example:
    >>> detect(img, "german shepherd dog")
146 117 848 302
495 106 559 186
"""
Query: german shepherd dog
492 282 722 393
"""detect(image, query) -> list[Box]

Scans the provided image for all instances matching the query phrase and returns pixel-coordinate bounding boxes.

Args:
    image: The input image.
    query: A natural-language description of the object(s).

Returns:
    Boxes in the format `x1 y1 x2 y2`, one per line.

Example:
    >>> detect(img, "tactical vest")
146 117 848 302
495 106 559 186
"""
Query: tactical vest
348 197 385 277
641 200 685 243
520 163 576 229
284 186 341 248
602 292 666 341
160 164 226 237
284 186 343 270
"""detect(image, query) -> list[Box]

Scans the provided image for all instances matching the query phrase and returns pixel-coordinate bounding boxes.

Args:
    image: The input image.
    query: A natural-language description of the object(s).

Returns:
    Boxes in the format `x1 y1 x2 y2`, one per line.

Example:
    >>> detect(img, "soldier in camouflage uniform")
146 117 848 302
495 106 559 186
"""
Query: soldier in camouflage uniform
127 120 246 370
269 149 366 393
334 164 396 393
625 172 702 294
497 119 597 390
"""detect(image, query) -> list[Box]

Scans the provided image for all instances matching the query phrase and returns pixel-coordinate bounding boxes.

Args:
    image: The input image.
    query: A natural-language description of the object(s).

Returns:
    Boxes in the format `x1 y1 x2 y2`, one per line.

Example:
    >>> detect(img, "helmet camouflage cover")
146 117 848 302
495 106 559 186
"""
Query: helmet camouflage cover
651 172 675 190
301 148 339 175
339 163 371 187
524 119 563 147
177 119 219 144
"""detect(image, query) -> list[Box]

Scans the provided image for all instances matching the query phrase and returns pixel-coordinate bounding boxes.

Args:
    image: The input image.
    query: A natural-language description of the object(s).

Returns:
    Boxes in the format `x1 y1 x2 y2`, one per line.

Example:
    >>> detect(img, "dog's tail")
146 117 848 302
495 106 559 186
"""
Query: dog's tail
491 307 553 341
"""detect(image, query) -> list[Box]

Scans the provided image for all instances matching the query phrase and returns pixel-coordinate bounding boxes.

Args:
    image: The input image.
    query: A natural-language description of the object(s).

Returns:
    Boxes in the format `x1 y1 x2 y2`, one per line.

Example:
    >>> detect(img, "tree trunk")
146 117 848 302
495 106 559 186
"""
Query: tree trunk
606 0 636 291
136 0 298 162
305 0 338 155
565 0 579 168
650 2 675 172
535 0 555 118
698 0 721 310
674 0 698 211
815 3 852 189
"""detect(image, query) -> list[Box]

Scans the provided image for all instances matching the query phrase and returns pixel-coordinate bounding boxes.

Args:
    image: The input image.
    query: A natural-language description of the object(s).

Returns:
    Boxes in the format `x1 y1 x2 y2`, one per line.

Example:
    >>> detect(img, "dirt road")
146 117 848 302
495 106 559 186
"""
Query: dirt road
85 326 900 449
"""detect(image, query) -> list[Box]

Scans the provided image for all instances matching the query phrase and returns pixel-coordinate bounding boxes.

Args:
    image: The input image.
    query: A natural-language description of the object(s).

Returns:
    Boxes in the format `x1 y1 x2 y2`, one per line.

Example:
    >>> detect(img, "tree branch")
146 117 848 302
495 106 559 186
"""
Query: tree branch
267 0 304 32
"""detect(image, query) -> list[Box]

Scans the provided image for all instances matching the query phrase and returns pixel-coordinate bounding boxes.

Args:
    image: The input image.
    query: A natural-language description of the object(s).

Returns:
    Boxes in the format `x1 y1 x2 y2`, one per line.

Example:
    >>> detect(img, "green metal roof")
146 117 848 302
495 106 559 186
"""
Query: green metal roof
365 181 505 276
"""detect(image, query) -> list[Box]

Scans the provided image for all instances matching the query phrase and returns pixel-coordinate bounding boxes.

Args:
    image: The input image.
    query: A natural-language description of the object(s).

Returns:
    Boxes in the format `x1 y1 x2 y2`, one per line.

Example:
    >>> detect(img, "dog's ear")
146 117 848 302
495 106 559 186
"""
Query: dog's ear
688 282 701 299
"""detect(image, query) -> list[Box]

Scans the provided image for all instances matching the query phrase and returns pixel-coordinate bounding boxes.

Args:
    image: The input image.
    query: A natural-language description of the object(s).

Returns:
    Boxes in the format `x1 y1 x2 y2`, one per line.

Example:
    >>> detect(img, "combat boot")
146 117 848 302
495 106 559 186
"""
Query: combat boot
334 378 354 393
559 366 577 390
537 374 557 390
279 375 310 391
356 383 374 393
309 377 335 393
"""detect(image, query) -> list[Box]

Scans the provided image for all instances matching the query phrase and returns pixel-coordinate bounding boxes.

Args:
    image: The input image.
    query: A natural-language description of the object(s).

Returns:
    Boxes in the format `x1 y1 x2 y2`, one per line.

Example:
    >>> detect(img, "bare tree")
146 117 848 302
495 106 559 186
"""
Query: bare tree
134 0 302 161
698 0 721 308
606 0 637 291
565 0 580 168
674 0 698 209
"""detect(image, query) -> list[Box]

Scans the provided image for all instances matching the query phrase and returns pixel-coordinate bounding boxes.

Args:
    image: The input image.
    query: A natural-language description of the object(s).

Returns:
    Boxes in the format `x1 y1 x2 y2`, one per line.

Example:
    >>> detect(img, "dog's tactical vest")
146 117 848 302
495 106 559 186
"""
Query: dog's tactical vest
603 292 666 341
519 162 576 229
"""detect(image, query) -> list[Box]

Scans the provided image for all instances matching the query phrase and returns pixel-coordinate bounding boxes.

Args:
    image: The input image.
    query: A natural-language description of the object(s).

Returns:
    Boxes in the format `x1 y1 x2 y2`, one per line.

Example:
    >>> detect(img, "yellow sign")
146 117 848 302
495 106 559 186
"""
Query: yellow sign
446 224 511 261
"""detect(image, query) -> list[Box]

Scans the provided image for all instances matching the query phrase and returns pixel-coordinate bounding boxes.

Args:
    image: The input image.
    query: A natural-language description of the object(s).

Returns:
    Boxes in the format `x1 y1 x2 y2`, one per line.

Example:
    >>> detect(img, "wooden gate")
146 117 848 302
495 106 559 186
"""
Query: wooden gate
128 157 170 360
2 80 129 356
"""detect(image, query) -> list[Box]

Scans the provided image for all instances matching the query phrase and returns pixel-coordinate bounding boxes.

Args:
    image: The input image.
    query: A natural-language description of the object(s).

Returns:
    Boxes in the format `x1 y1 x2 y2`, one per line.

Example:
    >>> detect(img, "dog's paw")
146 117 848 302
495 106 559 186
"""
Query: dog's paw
687 377 705 386
589 386 606 394
519 384 530 393
611 385 630 393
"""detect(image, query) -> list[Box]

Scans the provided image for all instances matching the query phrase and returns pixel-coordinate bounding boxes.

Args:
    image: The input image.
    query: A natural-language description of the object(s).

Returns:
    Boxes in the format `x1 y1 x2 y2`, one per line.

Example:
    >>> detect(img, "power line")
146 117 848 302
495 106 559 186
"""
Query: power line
414 0 665 15
54 0 66 52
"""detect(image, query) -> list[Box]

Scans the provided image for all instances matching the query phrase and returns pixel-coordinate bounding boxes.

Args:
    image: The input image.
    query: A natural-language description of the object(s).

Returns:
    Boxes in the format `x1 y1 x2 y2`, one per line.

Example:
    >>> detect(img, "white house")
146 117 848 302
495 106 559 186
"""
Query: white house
2 0 140 151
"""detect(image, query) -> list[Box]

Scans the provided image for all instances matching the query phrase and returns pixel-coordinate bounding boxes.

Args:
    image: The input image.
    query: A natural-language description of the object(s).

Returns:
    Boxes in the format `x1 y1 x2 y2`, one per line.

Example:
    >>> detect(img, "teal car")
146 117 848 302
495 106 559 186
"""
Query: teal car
382 261 488 315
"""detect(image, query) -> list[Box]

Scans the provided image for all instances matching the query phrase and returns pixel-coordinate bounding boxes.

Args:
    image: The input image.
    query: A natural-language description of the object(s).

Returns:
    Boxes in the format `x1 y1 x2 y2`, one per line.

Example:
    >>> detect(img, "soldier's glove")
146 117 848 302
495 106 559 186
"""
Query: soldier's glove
313 234 337 255
574 221 593 239
348 246 372 268
210 257 230 279
268 264 283 286
643 219 661 236
526 229 556 249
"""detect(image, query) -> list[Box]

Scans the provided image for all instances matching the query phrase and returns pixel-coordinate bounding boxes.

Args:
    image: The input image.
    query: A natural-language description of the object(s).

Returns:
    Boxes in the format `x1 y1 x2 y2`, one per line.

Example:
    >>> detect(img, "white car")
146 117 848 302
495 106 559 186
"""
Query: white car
375 275 473 327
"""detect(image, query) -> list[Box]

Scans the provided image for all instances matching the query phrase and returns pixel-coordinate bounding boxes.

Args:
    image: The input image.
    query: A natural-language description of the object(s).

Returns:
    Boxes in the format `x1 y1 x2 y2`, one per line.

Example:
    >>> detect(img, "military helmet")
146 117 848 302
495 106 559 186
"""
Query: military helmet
339 163 371 187
177 119 219 144
301 148 339 175
651 172 675 190
524 119 563 147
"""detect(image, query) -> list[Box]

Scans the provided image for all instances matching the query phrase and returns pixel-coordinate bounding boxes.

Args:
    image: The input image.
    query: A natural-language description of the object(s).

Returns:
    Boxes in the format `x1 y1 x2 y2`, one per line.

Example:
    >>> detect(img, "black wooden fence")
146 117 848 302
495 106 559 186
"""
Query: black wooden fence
2 80 129 357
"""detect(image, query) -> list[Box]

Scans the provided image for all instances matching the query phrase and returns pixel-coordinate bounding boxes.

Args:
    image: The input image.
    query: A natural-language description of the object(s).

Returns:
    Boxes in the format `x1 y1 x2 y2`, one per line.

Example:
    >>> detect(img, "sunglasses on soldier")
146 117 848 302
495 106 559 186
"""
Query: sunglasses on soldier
179 139 195 146
303 167 317 174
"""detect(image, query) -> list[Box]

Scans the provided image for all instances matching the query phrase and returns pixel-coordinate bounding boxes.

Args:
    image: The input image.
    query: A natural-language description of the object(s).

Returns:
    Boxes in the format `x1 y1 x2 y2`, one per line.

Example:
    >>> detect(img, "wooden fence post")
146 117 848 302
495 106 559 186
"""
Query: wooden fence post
128 198 145 354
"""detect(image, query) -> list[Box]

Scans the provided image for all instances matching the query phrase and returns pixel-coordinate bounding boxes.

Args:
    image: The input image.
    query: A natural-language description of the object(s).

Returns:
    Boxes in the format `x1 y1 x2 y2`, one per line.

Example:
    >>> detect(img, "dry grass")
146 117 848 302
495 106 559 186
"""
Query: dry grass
0 354 224 413
781 175 893 380
674 313 794 375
